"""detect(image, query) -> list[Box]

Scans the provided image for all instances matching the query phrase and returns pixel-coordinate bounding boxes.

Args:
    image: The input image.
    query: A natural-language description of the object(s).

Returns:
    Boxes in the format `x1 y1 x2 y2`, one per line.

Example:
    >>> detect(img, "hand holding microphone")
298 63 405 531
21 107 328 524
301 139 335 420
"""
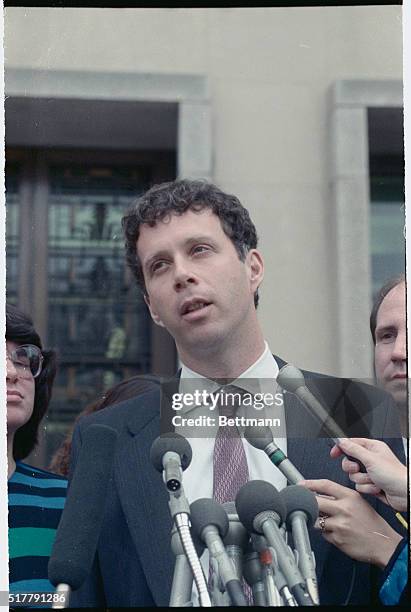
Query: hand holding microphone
300 479 403 570
330 438 408 512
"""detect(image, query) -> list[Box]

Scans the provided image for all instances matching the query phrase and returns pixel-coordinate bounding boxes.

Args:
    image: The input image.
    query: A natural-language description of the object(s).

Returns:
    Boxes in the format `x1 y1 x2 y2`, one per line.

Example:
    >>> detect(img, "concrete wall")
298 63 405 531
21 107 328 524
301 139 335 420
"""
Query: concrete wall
4 6 403 378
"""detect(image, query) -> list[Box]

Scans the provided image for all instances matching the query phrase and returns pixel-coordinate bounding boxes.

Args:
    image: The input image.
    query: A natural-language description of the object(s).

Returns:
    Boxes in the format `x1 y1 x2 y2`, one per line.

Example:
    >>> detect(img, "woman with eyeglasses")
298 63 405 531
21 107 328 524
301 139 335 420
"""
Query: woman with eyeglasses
6 304 68 598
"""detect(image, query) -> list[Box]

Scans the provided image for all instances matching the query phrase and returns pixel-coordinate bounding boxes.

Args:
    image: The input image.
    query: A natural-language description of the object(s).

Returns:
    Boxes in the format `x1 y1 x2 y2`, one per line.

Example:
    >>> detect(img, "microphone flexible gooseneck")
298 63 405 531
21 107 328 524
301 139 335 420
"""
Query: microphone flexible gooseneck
150 433 211 607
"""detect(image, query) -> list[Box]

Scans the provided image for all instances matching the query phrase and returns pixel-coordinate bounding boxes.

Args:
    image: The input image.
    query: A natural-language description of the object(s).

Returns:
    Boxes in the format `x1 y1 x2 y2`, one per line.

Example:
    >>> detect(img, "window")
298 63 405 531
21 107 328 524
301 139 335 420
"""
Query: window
6 148 176 464
368 108 405 298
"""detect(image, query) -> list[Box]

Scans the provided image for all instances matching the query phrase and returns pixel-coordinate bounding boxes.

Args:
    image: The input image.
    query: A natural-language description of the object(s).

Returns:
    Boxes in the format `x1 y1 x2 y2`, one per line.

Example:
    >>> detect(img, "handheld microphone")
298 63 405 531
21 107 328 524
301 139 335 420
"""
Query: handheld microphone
281 485 319 605
236 480 315 606
150 434 211 608
48 424 118 608
244 425 304 484
277 364 366 472
190 498 248 607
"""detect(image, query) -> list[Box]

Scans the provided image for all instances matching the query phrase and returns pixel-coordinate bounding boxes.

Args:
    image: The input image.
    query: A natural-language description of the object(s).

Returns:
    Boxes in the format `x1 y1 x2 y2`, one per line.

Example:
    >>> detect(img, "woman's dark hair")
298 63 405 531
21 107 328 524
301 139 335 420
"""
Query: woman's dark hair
122 179 260 307
370 274 405 344
49 375 159 477
6 303 57 460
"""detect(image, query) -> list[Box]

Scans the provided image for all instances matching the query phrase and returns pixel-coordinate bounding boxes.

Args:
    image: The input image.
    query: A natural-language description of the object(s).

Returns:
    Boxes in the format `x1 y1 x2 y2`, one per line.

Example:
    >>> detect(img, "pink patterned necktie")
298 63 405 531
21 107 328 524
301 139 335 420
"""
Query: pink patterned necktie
211 386 253 604
212 385 249 504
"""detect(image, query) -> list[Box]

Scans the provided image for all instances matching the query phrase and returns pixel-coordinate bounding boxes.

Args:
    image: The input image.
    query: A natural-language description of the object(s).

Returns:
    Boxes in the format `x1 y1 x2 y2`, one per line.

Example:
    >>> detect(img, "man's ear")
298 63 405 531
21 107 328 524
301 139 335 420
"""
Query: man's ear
246 249 264 292
144 294 165 328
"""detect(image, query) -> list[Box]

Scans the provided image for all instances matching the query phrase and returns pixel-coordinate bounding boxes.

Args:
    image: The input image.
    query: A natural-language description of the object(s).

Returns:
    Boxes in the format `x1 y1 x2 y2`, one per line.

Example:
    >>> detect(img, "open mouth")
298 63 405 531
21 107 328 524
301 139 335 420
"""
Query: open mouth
181 300 211 316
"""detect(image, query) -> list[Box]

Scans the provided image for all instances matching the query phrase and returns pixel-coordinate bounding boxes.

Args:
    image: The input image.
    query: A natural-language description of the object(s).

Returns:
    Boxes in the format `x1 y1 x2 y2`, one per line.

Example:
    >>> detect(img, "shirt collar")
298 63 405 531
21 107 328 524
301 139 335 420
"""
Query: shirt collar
179 342 279 413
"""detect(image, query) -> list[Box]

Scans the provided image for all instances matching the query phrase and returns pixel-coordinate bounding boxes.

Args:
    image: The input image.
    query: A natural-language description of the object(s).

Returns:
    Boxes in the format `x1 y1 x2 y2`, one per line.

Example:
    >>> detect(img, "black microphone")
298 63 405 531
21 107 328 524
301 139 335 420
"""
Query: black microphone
48 424 118 606
244 425 304 484
277 364 366 472
150 433 211 608
190 498 248 607
236 480 315 606
281 485 319 605
150 432 192 491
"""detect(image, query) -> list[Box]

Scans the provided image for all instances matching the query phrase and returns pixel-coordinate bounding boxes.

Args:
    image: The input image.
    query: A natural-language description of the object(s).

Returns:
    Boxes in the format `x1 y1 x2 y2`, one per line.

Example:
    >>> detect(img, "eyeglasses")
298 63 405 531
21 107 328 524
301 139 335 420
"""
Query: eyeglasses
6 344 44 379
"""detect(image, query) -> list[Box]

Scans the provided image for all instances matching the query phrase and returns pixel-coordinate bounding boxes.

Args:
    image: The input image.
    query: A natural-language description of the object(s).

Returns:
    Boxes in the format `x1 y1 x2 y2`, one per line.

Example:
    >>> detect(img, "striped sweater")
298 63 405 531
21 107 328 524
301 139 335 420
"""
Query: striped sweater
8 461 68 594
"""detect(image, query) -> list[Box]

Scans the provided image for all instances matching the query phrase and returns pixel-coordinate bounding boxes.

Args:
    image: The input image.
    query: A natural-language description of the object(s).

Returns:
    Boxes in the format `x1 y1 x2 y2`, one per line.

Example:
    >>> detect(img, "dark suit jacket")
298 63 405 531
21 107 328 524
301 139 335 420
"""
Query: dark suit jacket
69 358 405 607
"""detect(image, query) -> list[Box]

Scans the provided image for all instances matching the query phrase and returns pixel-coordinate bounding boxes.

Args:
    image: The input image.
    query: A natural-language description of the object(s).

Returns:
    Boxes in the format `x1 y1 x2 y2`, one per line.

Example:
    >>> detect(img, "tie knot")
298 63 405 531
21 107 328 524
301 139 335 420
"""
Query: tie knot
214 385 245 418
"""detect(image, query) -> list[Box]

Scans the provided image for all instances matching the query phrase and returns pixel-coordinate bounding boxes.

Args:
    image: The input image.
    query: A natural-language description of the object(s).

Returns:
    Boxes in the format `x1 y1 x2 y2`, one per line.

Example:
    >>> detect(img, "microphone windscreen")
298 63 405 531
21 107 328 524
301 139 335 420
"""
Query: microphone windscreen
150 432 192 472
190 498 229 540
244 425 273 450
235 480 286 532
281 485 319 527
48 424 118 589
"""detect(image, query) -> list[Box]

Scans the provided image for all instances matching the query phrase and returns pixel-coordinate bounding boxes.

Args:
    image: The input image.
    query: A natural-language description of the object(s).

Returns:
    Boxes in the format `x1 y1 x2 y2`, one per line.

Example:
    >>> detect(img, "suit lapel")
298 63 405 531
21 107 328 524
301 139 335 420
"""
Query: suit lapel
115 406 174 607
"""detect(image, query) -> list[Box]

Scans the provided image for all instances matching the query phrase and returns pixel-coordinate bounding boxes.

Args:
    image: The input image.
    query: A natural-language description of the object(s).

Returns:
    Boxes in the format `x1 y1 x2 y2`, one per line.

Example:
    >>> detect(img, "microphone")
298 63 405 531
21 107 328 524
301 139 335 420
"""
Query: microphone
277 364 367 472
222 501 249 581
150 432 192 492
281 485 319 605
190 498 248 607
251 532 297 606
169 522 205 607
243 545 267 607
250 534 282 606
244 425 304 484
150 433 211 608
48 424 118 608
236 480 315 606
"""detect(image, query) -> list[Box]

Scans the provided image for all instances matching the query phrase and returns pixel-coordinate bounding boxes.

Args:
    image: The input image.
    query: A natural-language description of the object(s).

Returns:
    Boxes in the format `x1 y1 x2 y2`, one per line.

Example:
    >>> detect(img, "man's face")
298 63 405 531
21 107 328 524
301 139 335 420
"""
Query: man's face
374 281 407 407
137 208 263 360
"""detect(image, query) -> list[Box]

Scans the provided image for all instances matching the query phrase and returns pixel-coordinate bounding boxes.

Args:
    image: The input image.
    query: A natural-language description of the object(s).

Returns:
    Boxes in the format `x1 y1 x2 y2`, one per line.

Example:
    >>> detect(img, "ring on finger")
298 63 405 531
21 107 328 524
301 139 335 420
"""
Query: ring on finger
319 515 328 532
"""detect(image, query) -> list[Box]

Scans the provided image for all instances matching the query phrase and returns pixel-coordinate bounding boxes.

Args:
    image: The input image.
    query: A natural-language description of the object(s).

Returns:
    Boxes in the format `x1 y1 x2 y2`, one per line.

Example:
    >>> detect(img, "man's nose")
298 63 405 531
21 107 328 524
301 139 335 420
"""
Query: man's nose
173 258 197 291
392 330 407 362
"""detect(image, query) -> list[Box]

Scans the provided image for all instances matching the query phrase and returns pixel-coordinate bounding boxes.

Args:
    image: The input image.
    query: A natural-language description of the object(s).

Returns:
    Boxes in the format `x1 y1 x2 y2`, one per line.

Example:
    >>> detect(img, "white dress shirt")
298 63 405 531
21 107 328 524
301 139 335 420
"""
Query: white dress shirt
177 343 287 604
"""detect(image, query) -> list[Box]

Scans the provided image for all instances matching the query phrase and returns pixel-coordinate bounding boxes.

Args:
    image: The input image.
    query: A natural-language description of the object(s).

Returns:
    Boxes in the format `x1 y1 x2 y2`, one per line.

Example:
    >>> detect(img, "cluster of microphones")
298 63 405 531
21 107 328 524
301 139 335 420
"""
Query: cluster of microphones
149 430 319 607
47 364 360 607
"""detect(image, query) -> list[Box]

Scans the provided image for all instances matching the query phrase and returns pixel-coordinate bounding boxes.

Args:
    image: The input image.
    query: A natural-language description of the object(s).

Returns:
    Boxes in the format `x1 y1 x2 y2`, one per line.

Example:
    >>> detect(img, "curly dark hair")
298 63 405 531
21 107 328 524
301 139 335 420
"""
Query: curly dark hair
122 179 260 307
6 304 57 460
370 274 405 344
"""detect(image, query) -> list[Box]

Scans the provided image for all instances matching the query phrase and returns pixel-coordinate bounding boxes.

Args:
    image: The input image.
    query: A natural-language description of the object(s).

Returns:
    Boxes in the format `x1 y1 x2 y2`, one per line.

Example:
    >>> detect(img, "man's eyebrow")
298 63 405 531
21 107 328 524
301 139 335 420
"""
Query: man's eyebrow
185 235 216 246
143 250 170 271
375 324 396 336
143 235 217 269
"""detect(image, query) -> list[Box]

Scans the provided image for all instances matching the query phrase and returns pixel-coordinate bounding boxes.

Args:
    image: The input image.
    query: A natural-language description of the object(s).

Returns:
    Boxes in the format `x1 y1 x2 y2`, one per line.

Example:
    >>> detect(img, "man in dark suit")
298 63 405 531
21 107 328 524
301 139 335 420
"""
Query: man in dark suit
70 179 404 607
